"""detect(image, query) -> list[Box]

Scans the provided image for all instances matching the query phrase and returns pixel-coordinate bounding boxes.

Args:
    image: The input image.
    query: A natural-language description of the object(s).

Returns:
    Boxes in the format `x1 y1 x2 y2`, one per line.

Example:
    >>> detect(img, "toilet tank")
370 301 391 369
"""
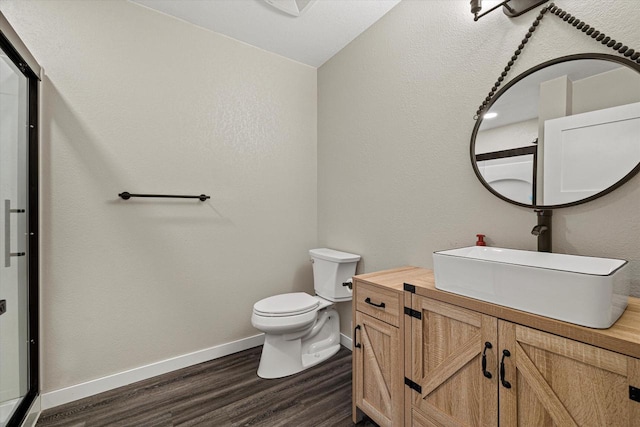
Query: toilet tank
309 248 361 302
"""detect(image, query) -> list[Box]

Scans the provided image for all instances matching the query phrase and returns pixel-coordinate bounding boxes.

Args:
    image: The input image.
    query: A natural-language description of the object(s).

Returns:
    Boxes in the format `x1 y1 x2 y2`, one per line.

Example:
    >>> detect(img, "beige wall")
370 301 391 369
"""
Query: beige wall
0 0 317 393
572 66 640 114
318 0 640 337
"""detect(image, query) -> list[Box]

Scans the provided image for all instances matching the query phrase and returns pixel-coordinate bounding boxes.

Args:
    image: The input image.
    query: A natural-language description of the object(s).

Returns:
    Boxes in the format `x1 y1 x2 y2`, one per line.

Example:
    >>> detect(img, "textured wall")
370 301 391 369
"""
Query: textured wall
318 0 640 336
0 0 317 393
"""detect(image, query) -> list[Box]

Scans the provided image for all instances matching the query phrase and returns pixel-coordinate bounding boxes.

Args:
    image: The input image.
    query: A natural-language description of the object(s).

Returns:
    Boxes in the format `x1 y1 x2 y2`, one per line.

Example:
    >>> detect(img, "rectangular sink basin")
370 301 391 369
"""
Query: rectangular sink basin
433 246 630 329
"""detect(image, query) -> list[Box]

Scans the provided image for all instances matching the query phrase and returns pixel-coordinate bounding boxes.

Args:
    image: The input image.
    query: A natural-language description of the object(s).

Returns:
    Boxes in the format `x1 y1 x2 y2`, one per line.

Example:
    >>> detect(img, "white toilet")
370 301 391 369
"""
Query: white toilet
251 248 360 379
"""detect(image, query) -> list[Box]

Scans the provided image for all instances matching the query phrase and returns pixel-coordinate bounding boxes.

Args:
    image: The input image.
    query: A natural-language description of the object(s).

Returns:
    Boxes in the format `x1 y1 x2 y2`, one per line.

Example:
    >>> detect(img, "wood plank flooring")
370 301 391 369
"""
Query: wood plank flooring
36 346 377 427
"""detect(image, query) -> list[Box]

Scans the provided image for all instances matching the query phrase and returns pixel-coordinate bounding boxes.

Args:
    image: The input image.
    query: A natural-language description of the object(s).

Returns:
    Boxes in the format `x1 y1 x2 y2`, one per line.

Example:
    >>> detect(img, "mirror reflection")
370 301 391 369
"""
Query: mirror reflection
472 54 640 208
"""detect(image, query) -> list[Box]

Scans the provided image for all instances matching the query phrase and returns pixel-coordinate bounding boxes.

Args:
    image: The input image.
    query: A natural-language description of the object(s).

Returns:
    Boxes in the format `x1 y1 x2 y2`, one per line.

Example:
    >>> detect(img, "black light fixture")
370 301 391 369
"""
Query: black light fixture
471 0 549 21
470 0 483 15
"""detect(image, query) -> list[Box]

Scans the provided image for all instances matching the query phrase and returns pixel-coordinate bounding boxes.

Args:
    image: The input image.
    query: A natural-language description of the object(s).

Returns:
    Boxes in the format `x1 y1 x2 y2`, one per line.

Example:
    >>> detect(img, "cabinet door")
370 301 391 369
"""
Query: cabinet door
354 311 403 427
499 321 640 426
409 296 498 426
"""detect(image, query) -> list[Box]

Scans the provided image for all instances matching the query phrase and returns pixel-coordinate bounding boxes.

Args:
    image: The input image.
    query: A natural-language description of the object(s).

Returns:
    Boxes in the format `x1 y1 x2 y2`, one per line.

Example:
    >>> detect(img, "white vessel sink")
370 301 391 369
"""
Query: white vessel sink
433 246 630 328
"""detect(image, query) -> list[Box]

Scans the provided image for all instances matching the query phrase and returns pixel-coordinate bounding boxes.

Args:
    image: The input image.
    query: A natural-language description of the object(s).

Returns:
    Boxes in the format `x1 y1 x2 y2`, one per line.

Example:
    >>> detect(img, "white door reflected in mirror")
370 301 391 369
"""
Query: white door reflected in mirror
543 102 640 205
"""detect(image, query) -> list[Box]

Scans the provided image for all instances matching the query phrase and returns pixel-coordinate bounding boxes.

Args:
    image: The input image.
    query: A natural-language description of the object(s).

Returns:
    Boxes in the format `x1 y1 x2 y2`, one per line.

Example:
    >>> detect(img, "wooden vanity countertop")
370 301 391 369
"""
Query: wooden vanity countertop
354 266 640 359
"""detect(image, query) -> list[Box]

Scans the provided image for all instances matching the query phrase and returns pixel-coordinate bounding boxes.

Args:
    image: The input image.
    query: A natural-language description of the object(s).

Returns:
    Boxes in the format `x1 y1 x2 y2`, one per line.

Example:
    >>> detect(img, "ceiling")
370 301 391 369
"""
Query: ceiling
129 0 402 67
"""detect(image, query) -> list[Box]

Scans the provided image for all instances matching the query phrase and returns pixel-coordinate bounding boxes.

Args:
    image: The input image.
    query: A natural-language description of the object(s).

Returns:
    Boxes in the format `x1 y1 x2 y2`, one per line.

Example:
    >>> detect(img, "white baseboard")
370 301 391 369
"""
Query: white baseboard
340 332 352 351
41 334 265 410
42 331 352 411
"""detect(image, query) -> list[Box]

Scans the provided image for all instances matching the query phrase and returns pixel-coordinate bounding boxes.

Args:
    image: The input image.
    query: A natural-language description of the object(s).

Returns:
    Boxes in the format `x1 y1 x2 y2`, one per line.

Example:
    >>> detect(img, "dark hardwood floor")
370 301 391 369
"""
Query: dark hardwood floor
36 346 378 427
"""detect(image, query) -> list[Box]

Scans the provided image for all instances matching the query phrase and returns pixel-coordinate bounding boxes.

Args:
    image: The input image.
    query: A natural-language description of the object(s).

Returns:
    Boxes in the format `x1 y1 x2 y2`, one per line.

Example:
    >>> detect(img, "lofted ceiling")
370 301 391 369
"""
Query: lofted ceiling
129 0 402 68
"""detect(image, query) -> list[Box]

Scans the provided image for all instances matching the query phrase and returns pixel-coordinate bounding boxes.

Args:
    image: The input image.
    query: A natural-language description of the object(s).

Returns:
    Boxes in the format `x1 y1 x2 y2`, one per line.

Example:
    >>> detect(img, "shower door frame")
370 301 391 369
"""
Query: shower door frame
0 20 40 427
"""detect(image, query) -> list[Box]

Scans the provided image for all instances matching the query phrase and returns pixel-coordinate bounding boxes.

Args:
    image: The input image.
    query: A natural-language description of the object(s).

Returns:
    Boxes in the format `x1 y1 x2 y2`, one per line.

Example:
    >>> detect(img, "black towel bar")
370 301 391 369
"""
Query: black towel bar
118 192 210 201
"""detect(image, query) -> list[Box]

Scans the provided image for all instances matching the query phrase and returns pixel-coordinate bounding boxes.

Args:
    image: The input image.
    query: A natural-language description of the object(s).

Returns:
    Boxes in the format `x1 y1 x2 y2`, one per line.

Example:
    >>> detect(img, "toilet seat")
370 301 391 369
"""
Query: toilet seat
253 292 320 317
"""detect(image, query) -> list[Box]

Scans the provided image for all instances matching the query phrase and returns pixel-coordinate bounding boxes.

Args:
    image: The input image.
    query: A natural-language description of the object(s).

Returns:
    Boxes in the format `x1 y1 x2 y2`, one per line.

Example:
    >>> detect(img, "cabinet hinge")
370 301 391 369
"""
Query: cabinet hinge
403 283 416 293
404 307 422 320
631 386 640 402
404 377 422 393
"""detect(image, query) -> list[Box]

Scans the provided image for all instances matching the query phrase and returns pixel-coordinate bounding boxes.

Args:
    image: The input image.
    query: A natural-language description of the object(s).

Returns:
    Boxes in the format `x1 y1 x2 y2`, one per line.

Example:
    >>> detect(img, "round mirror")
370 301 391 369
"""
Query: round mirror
471 53 640 208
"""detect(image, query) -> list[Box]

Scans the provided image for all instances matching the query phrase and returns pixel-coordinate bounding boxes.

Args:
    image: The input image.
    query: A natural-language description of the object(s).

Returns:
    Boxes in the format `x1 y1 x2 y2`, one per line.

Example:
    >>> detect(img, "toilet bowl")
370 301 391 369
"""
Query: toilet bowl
251 248 360 379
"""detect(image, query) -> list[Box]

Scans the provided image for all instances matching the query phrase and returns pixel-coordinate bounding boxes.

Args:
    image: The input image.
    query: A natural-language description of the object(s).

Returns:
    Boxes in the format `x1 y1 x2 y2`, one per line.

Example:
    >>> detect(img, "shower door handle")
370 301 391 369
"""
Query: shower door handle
5 200 25 267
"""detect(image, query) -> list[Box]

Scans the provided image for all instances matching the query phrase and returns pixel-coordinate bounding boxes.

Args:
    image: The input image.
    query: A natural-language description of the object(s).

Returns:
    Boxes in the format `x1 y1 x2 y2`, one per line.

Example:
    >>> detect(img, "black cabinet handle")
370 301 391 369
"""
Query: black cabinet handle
354 325 361 349
364 297 386 308
482 341 493 379
500 349 512 389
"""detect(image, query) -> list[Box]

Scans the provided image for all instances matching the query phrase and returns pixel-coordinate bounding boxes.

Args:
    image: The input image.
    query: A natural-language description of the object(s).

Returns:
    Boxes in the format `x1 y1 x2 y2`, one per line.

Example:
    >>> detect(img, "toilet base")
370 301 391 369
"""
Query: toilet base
257 309 340 379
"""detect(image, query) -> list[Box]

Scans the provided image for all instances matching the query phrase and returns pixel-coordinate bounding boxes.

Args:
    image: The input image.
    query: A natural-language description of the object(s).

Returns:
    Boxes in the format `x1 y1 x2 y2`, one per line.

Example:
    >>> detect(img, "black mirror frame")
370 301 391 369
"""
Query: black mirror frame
470 53 640 209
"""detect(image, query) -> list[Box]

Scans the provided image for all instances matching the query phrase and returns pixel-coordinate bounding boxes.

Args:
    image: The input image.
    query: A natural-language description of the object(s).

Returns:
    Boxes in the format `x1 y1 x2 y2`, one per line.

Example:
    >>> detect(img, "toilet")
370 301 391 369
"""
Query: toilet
251 248 360 379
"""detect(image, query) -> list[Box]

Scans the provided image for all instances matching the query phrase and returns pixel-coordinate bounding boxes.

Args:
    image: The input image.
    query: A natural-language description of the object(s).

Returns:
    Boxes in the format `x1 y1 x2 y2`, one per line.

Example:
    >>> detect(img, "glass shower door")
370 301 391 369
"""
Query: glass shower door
0 44 30 427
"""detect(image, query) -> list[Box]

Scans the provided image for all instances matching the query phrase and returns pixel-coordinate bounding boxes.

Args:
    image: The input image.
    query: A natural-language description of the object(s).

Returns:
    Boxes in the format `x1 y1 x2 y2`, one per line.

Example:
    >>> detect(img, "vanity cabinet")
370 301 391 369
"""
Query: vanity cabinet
408 297 497 426
408 295 640 426
352 267 640 427
352 268 419 427
353 311 402 427
498 321 640 426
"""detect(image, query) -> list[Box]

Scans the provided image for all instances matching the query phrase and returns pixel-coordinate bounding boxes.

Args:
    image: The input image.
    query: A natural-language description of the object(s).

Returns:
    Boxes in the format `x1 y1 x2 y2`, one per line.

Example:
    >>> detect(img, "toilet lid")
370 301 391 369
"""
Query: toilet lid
253 292 319 317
